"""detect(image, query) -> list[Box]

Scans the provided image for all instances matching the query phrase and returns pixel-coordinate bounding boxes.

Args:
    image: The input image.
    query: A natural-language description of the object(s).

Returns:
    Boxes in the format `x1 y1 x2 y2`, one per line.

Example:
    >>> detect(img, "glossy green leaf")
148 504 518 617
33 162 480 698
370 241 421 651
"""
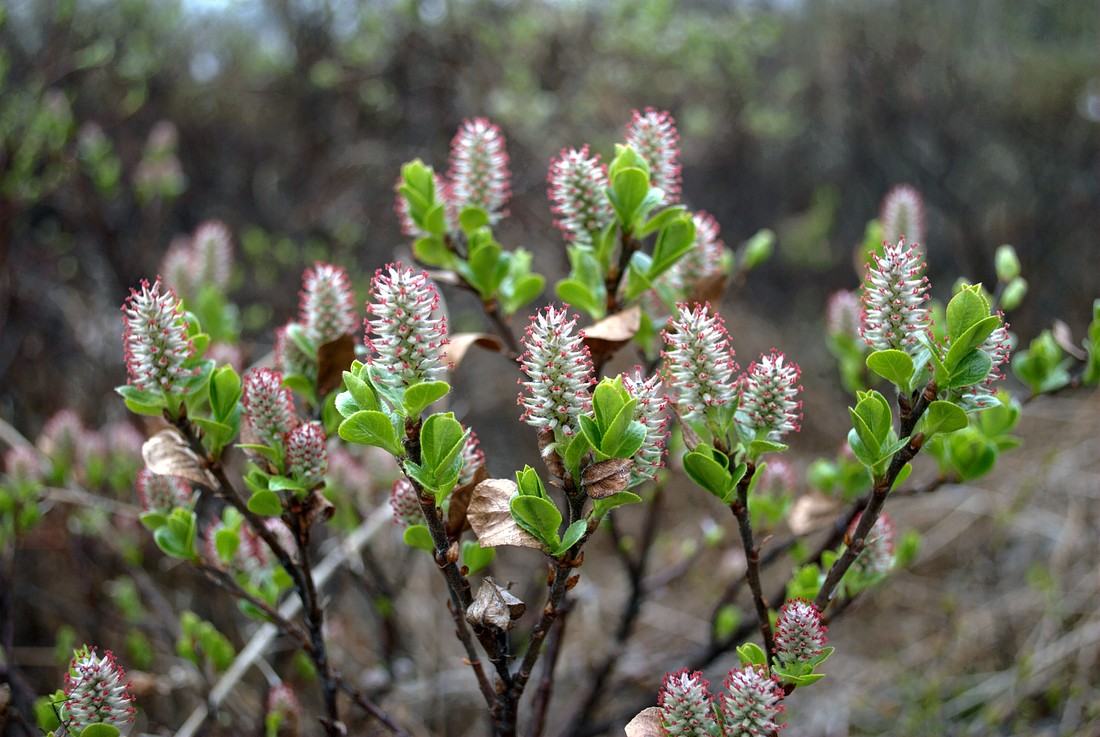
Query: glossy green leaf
946 284 991 340
338 410 402 456
944 315 1000 371
684 449 733 501
554 519 587 556
922 400 969 436
510 494 563 546
592 491 643 517
736 642 767 667
116 384 166 416
403 381 450 417
944 349 993 390
209 365 242 422
648 215 697 277
420 413 469 476
866 349 915 390
608 167 649 226
556 279 604 319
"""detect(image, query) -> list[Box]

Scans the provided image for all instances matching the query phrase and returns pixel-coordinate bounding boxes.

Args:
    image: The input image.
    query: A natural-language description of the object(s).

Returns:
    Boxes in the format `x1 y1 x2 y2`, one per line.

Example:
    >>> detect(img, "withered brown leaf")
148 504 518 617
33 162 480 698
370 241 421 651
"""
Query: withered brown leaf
582 305 641 360
446 464 490 538
466 479 545 551
466 577 526 631
441 332 504 371
787 493 841 536
624 707 665 737
142 429 215 488
581 458 633 499
316 334 356 397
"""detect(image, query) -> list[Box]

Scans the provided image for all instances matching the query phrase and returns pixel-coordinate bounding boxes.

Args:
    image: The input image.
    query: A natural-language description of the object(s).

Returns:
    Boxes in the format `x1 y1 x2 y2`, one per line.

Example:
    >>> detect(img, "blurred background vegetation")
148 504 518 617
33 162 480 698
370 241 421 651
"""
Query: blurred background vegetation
1 0 1096 434
0 0 1097 733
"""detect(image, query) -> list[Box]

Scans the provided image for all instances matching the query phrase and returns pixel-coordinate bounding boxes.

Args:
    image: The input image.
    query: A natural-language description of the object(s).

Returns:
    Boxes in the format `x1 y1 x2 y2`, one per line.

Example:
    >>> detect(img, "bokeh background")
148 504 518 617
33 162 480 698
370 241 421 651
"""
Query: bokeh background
1 0 1097 735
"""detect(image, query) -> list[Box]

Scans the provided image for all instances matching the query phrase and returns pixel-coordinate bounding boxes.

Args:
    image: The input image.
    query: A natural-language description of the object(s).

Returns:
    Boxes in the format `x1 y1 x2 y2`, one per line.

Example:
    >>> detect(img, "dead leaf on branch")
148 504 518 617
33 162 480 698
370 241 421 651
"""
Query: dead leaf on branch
446 464 490 538
142 429 216 488
583 305 641 360
582 458 633 499
441 332 504 370
466 479 545 551
624 707 665 737
787 493 842 536
316 334 356 397
537 428 566 482
466 577 526 631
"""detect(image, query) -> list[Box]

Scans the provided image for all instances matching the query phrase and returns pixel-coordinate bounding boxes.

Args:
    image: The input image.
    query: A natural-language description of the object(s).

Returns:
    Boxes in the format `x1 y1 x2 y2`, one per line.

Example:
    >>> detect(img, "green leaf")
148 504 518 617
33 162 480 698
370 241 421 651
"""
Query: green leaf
556 279 604 319
467 240 507 298
516 465 547 498
637 204 687 238
622 250 655 300
423 202 448 235
578 413 602 450
209 365 242 422
944 315 1000 371
461 540 495 574
684 449 734 502
554 519 587 555
413 236 455 268
215 527 239 562
511 494 563 546
592 379 627 431
338 411 402 456
747 439 788 458
592 491 643 517
922 400 969 436
946 284 991 340
605 420 646 459
268 475 306 492
139 512 168 531
608 167 649 226
459 206 490 233
847 428 877 468
562 431 591 480
248 489 283 516
403 381 451 417
648 215 697 277
848 407 880 458
501 273 545 315
890 462 913 492
281 373 315 402
403 525 435 552
866 350 915 390
736 642 767 667
78 723 122 737
192 417 235 456
740 229 775 271
420 413 469 476
343 369 379 412
777 671 826 687
116 384 166 416
335 390 359 419
944 349 993 390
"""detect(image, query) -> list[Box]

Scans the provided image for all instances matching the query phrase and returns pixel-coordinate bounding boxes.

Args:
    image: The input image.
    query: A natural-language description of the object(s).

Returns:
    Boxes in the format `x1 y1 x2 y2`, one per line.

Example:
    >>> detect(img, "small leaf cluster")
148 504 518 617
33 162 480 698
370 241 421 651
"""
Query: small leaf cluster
510 467 587 555
177 610 237 674
399 159 544 315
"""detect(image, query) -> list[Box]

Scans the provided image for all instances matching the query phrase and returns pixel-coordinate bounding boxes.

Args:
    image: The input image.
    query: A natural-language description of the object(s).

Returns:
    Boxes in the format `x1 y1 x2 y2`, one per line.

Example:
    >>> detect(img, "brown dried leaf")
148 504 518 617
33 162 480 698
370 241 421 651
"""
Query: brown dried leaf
686 272 729 307
787 493 842 536
441 332 504 370
446 464 490 538
537 428 566 482
143 429 215 488
1053 319 1087 360
303 489 335 529
625 707 666 737
582 458 633 499
466 577 526 631
583 305 641 359
669 403 700 451
316 334 356 397
467 479 545 551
